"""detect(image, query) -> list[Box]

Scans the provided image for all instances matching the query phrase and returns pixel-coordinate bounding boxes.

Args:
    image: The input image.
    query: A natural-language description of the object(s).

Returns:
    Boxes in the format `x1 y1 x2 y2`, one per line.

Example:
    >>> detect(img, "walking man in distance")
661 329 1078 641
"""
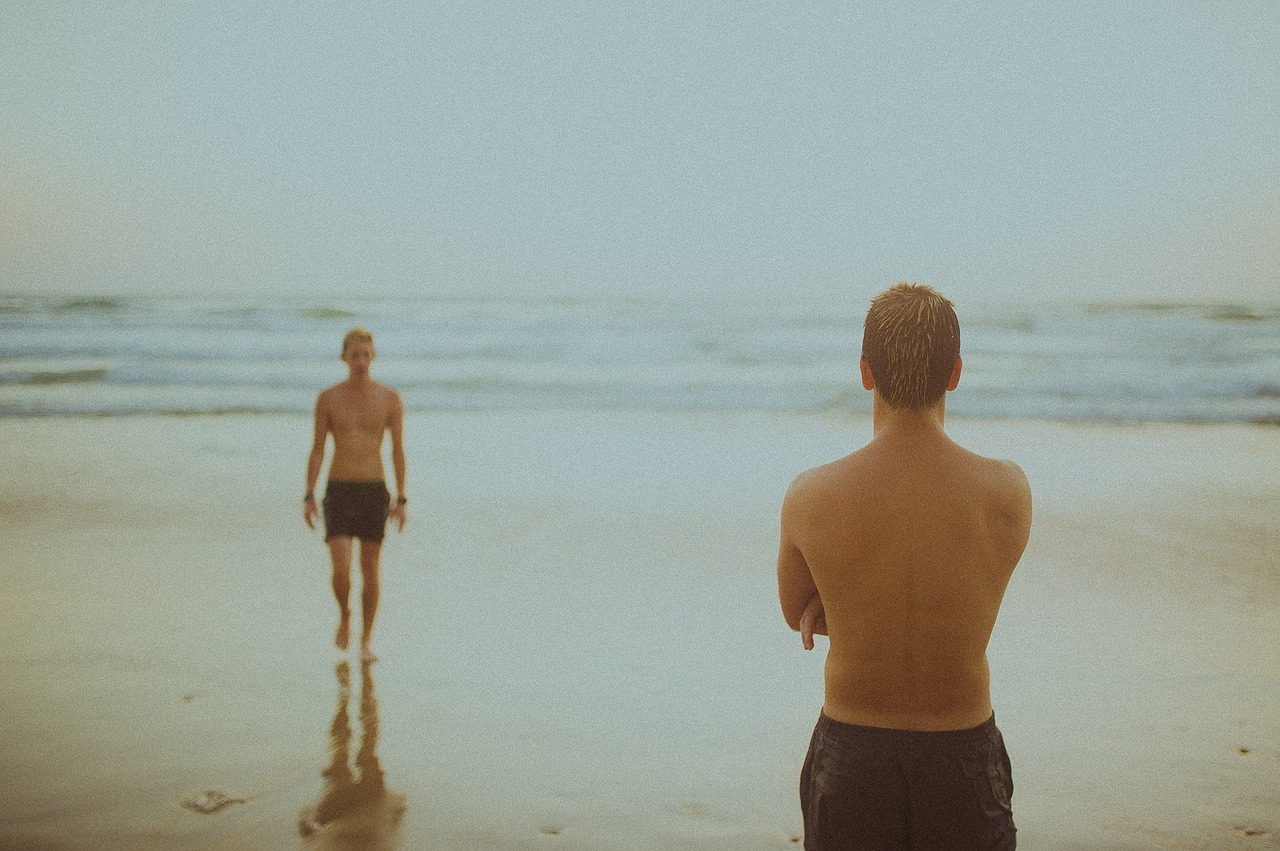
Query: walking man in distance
305 328 407 664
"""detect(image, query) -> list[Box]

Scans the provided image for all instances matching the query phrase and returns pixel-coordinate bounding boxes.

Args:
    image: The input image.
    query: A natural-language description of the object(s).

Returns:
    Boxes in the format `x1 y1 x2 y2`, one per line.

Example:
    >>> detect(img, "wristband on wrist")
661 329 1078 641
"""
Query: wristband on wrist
304 493 315 503
396 496 407 505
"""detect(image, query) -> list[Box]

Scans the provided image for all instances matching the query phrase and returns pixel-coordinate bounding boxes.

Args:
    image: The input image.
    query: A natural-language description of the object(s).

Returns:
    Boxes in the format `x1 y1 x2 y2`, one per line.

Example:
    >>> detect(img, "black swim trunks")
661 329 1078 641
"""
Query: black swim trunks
322 480 391 543
800 713 1015 850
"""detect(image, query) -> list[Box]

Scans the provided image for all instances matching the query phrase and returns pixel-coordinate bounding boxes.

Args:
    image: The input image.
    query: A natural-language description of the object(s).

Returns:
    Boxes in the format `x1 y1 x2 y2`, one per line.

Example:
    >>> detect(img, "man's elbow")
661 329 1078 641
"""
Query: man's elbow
780 601 803 633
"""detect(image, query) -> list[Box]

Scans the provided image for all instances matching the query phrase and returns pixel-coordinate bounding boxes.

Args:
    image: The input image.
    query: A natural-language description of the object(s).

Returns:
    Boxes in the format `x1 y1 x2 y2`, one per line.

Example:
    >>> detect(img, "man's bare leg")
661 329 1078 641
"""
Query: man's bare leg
327 536 354 651
358 540 382 663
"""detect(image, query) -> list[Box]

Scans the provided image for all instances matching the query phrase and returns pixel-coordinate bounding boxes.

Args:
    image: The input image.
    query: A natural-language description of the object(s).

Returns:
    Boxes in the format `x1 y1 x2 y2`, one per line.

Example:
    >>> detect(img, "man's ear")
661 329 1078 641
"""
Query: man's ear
947 356 963 391
860 357 876 391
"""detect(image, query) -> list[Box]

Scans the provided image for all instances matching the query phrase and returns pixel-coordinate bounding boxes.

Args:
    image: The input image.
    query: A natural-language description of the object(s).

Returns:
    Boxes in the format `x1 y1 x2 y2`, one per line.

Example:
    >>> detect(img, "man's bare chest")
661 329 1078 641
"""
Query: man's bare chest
329 395 391 436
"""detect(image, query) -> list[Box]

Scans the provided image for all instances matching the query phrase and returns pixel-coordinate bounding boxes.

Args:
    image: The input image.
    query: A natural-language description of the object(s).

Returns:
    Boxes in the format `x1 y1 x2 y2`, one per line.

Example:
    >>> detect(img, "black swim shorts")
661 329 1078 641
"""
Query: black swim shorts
322 480 390 543
800 713 1015 850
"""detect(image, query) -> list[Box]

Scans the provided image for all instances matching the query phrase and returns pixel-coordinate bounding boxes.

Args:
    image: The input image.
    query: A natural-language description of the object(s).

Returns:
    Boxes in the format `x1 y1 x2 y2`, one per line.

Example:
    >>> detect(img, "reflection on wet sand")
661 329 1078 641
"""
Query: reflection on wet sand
300 661 407 849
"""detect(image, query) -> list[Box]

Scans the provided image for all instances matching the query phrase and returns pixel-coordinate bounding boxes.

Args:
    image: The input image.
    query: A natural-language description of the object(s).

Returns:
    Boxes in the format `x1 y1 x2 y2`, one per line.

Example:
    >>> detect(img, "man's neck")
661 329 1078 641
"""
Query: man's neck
871 394 948 438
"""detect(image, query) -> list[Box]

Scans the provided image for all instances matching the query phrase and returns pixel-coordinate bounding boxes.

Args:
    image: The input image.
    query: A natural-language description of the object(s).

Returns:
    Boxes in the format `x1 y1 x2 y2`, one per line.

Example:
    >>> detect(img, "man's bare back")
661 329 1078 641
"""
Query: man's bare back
778 413 1031 731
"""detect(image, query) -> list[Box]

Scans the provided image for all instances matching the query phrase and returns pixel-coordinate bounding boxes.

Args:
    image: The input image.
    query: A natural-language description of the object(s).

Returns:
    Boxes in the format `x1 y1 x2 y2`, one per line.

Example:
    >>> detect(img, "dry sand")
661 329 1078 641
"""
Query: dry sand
0 412 1276 850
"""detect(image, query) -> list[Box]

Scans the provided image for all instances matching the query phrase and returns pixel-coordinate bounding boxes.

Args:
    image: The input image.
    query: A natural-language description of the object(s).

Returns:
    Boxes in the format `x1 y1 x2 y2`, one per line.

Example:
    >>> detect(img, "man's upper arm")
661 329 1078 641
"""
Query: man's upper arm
778 480 819 631
387 391 405 451
310 393 331 454
998 459 1033 561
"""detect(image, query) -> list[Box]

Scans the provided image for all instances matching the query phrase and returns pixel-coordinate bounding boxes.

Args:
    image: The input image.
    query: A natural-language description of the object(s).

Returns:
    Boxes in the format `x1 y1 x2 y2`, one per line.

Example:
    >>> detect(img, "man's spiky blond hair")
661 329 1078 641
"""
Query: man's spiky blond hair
342 327 374 355
860 283 960 410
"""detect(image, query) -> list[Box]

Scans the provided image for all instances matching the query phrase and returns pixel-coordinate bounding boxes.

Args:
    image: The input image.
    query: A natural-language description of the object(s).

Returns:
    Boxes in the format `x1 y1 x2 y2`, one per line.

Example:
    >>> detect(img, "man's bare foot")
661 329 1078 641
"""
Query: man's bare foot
334 616 350 652
360 642 378 664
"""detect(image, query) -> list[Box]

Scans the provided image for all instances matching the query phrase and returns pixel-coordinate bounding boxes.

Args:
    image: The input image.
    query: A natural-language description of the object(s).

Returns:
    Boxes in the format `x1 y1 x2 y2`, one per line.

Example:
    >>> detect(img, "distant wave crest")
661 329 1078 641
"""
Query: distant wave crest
2 368 110 385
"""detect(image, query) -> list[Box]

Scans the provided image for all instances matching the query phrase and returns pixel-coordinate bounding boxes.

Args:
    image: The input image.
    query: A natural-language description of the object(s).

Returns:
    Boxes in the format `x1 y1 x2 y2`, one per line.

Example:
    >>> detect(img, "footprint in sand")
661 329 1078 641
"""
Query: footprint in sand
181 790 248 815
678 803 706 819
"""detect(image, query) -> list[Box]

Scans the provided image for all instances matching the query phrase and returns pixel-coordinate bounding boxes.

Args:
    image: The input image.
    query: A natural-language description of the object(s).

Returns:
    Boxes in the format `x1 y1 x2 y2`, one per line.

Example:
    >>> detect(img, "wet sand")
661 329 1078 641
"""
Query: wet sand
0 412 1276 849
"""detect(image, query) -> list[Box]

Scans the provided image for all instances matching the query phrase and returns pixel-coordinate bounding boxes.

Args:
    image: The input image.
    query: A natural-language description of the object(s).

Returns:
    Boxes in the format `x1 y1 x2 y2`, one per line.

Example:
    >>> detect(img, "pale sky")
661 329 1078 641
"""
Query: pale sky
2 1 1277 302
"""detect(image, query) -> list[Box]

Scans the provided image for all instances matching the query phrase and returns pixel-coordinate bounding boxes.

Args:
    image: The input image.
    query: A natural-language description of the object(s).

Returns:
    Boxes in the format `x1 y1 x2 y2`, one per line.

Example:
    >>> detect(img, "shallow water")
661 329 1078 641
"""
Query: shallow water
1 293 1277 423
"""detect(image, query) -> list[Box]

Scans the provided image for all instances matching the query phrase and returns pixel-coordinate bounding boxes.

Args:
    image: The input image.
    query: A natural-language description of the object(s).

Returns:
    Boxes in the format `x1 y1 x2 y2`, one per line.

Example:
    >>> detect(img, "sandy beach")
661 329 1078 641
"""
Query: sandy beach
0 411 1276 850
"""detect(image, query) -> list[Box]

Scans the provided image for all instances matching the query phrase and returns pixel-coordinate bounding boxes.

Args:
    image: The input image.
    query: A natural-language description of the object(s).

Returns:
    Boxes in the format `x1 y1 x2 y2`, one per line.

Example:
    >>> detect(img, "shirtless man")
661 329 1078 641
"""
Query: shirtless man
304 328 407 664
778 283 1032 850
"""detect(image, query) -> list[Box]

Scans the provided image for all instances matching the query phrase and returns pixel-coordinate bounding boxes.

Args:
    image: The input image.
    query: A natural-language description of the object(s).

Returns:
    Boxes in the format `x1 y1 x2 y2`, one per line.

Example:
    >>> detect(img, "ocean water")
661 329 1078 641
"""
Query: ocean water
1 293 1277 425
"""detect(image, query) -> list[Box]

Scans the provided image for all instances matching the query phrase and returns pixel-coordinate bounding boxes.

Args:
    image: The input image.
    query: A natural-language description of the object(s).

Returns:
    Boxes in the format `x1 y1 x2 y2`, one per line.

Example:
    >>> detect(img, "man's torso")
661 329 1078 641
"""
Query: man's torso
321 380 396 482
789 430 1031 731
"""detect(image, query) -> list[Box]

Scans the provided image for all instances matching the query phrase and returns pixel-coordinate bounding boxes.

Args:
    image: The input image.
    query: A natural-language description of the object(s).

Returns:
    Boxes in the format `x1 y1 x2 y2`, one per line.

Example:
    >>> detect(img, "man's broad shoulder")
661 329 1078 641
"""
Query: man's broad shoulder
315 384 345 411
374 383 404 418
953 441 1026 486
785 452 865 504
975 455 1032 524
984 455 1030 493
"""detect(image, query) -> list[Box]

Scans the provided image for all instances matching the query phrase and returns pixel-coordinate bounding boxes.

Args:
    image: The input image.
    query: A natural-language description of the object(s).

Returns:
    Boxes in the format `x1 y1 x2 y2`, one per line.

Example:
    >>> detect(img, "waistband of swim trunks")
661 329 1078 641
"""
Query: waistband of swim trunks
325 479 388 491
816 711 998 746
